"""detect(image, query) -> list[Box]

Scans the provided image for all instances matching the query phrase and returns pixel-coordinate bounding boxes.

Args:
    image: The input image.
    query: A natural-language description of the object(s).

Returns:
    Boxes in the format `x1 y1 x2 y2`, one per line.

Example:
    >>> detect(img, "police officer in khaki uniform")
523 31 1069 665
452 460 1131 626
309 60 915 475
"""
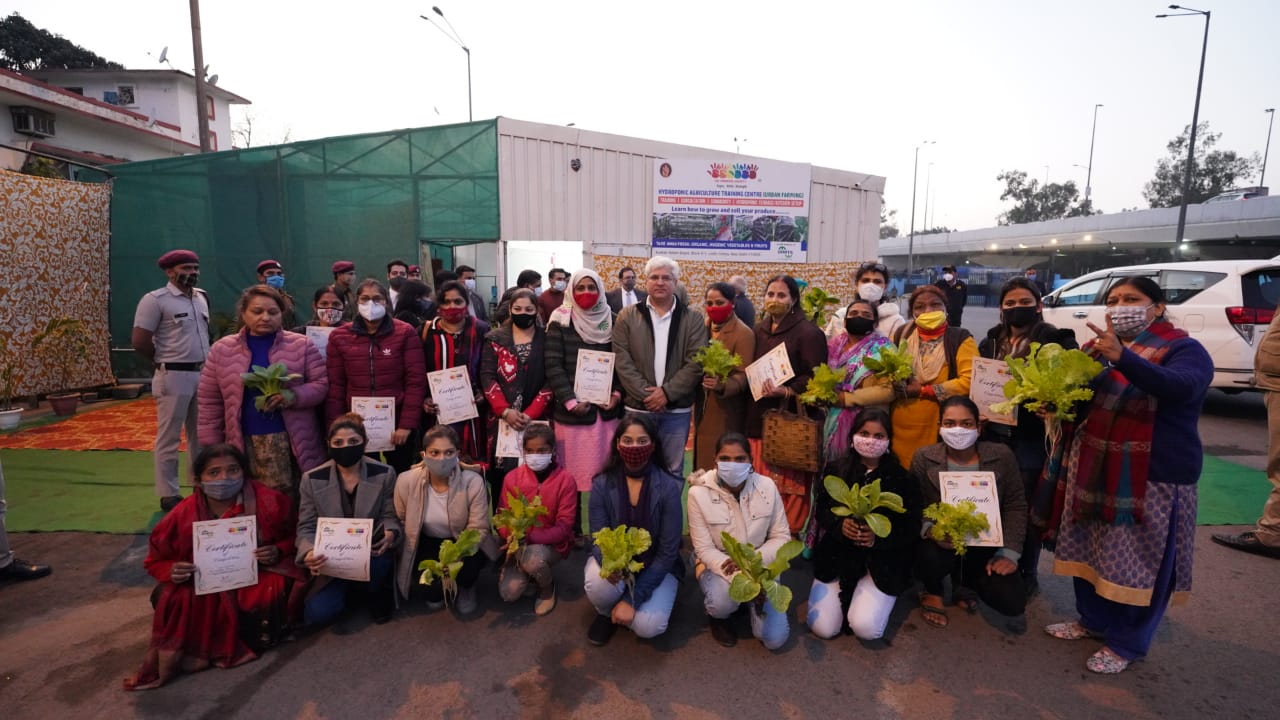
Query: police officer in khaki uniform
331 260 357 322
132 250 210 512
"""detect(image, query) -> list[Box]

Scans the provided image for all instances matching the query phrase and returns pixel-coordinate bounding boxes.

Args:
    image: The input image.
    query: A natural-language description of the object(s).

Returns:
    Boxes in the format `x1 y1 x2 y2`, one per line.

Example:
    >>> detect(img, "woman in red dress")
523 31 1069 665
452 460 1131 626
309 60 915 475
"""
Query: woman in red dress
124 444 305 690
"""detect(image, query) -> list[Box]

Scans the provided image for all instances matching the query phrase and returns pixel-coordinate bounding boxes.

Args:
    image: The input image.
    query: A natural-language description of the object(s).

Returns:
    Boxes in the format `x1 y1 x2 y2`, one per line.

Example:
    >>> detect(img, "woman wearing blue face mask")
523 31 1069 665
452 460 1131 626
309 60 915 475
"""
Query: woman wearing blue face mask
911 396 1026 630
686 432 792 649
808 408 920 643
392 424 498 615
125 444 305 690
1046 277 1212 674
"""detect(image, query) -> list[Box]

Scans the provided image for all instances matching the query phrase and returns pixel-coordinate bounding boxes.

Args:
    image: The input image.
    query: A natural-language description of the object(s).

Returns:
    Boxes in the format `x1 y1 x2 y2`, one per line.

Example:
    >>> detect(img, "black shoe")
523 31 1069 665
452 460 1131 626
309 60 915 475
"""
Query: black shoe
0 558 52 582
1023 575 1041 600
1211 531 1280 559
369 587 394 624
709 616 738 647
160 495 183 512
588 614 618 646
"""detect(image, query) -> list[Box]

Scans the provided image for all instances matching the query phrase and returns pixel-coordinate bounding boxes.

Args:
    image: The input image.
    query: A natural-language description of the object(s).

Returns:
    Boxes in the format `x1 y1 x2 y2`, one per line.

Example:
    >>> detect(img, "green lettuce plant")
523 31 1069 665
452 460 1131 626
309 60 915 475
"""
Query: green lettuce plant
990 342 1102 423
799 363 845 406
417 528 482 605
822 475 906 537
240 362 302 411
800 286 842 324
593 525 652 595
721 532 804 614
492 491 549 559
692 339 742 383
863 342 914 382
923 501 990 556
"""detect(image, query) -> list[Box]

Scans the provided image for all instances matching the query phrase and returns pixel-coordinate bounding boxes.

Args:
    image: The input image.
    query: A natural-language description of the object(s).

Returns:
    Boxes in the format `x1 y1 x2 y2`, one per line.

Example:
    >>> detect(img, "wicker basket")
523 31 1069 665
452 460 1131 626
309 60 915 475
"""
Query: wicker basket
761 394 821 472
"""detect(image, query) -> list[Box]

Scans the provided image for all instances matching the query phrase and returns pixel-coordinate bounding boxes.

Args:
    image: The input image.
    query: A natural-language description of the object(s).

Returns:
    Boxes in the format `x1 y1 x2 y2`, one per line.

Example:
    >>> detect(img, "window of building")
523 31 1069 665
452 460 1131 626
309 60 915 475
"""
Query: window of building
116 85 136 106
206 95 215 120
209 131 218 151
64 86 84 95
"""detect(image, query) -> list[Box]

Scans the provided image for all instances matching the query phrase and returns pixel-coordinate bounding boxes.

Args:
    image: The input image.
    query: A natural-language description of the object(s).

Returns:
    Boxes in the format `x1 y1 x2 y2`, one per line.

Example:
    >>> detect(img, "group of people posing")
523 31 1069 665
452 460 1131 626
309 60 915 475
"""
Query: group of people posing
125 251 1212 689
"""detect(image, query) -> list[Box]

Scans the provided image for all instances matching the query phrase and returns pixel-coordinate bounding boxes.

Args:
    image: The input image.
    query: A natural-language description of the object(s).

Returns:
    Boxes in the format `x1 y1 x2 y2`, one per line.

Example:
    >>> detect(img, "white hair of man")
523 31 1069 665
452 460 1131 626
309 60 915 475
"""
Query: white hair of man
729 275 748 293
644 256 680 281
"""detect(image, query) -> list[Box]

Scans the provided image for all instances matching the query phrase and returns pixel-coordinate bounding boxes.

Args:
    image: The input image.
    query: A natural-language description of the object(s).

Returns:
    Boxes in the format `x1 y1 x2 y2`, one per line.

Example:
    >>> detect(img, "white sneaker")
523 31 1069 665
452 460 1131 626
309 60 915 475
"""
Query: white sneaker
454 586 478 615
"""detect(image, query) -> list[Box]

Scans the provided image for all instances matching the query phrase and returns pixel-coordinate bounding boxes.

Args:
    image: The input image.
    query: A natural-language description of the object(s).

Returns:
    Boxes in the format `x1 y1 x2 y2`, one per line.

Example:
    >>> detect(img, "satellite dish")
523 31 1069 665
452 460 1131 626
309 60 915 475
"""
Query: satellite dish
158 46 168 64
207 74 218 85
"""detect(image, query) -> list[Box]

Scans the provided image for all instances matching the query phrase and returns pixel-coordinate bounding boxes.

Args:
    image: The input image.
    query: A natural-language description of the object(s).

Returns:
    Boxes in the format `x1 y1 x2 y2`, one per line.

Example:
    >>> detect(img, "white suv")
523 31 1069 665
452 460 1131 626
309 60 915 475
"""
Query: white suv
1041 258 1280 391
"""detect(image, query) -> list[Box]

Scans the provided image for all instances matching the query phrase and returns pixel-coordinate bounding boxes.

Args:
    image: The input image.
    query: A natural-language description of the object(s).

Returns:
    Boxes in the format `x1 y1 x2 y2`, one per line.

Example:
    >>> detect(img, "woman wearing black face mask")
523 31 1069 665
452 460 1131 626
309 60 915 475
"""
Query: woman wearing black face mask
977 277 1077 598
821 299 896 463
392 280 436 333
295 414 402 626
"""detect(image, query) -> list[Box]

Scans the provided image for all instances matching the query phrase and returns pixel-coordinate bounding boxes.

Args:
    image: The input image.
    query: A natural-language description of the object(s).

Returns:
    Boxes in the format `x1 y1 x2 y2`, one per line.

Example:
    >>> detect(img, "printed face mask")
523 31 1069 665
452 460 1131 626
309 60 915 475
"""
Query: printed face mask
716 461 752 488
317 308 343 325
939 427 979 451
358 301 386 322
1107 304 1153 338
618 443 654 471
764 300 791 318
852 435 890 459
857 283 885 303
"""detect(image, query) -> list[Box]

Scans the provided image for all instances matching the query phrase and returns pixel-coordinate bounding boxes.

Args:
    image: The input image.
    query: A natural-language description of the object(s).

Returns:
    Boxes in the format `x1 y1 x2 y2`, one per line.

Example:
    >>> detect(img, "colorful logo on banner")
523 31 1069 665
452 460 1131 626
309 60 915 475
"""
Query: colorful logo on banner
707 163 758 180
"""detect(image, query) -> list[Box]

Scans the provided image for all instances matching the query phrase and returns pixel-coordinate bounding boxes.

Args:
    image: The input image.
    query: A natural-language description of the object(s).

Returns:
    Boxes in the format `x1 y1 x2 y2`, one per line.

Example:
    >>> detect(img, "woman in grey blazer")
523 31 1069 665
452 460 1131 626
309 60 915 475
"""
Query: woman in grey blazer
297 414 402 625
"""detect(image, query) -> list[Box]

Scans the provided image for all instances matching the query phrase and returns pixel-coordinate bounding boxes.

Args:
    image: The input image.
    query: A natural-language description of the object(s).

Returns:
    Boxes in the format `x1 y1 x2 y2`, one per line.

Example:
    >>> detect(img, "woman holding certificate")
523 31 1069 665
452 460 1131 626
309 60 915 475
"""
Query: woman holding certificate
977 277 1077 597
393 425 498 615
888 285 977 469
292 286 348 334
820 298 894 463
421 280 491 468
1046 277 1212 674
911 397 1026 629
125 444 304 690
746 275 827 536
545 269 625 498
198 285 328 501
584 415 685 646
325 279 427 474
692 282 755 471
296 415 402 626
808 408 920 642
480 288 554 500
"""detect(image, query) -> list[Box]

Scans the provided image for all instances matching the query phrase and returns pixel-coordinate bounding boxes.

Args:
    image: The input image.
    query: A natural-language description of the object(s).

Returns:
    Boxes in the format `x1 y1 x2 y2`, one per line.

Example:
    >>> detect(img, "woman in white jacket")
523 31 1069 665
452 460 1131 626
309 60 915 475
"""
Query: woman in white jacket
824 262 906 340
686 432 793 650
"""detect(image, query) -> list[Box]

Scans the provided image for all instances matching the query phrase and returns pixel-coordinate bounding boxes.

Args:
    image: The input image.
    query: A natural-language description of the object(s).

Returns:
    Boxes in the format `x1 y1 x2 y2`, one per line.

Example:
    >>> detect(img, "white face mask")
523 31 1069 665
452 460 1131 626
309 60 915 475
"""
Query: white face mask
463 278 477 291
942 273 955 283
524 452 553 472
716 461 752 489
857 283 885 303
939 427 979 451
358 300 386 322
552 280 567 292
1107 304 1153 338
852 435 890 459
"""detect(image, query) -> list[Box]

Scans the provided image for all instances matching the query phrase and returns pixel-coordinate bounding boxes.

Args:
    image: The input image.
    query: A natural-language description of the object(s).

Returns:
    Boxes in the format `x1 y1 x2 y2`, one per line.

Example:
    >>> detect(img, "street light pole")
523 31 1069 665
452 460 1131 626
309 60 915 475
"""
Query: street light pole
1262 108 1275 189
906 140 933 282
1158 4 1211 243
922 162 934 232
422 7 472 122
1085 103 1103 201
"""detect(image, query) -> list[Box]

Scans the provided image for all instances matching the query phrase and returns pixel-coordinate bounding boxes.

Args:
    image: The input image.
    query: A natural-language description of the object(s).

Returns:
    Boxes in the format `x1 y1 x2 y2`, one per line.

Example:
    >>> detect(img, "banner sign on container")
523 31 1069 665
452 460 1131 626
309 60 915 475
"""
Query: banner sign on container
652 157 812 263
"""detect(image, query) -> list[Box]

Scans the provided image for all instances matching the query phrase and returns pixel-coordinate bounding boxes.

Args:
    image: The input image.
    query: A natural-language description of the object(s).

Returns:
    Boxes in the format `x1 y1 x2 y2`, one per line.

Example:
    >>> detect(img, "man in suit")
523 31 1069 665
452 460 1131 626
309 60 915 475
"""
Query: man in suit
605 266 646 314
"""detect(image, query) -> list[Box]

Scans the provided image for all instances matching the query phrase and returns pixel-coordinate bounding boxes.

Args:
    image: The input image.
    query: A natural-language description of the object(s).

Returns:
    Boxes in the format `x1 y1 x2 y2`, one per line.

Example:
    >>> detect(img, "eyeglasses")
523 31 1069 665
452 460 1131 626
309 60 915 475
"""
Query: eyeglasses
859 262 888 274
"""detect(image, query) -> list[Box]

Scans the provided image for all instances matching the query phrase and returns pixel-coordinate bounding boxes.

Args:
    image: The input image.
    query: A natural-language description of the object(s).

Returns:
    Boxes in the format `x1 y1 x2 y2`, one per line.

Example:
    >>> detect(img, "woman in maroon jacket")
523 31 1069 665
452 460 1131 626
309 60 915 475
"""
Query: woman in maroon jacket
746 274 828 536
325 279 427 474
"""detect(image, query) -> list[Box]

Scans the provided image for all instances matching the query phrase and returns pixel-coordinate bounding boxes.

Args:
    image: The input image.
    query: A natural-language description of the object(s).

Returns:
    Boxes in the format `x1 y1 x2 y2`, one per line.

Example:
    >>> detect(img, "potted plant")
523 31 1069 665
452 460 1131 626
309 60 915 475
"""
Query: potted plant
31 317 91 417
0 334 23 431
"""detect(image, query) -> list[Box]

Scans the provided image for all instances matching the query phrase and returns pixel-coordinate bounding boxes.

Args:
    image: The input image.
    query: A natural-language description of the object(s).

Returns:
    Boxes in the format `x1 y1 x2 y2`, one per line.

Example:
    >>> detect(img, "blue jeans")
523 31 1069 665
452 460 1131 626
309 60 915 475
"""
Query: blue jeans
583 556 678 639
701 571 789 650
304 552 394 627
650 411 691 478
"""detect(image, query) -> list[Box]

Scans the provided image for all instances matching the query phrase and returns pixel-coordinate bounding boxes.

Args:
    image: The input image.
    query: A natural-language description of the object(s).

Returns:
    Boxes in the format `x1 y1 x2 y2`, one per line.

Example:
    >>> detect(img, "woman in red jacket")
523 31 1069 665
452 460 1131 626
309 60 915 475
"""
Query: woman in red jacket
325 279 427 474
198 285 328 501
495 424 576 615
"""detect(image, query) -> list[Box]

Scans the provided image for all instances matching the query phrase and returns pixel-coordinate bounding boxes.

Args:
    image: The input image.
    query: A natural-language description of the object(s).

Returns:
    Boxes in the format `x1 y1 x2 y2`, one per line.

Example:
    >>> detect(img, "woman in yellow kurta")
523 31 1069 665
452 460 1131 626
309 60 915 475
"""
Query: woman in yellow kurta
889 285 977 468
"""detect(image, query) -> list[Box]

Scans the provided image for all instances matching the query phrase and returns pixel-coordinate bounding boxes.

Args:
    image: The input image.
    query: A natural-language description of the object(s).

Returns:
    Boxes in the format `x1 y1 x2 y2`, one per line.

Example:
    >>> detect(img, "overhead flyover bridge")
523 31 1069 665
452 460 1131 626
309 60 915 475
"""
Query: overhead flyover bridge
878 195 1280 301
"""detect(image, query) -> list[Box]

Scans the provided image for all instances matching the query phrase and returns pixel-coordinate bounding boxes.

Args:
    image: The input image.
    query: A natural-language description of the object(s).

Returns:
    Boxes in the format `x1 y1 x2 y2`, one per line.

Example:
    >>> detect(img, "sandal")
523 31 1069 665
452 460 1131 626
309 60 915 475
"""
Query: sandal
919 593 948 629
1086 647 1131 674
954 587 979 614
1044 621 1103 641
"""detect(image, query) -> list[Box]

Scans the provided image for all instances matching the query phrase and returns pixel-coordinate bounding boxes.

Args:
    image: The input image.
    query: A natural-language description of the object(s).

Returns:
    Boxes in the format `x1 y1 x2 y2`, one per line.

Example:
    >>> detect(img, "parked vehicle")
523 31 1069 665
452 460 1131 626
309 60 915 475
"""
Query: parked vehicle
1042 258 1280 391
1204 188 1268 203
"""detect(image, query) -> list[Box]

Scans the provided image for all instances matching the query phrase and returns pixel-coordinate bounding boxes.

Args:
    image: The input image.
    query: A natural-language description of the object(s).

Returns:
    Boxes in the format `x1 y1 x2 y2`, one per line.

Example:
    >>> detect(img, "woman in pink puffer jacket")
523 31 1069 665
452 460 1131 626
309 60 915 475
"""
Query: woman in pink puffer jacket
198 286 328 500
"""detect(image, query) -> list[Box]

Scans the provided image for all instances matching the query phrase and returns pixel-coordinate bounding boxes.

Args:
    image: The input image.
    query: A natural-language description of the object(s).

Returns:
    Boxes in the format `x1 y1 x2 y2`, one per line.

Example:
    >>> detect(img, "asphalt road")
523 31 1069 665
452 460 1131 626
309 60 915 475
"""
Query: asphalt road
0 307 1274 719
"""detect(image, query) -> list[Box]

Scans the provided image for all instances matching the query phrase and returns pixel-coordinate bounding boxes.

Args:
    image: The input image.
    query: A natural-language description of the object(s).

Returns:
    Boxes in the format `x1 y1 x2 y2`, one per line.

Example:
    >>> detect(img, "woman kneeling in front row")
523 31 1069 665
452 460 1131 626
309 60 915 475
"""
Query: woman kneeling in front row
687 432 793 649
809 408 921 641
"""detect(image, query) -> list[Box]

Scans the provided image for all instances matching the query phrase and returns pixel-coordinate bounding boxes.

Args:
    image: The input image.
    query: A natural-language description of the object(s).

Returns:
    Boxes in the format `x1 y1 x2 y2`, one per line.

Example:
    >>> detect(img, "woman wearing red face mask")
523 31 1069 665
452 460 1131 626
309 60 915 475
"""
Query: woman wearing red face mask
545 269 625 499
421 281 491 469
693 282 756 471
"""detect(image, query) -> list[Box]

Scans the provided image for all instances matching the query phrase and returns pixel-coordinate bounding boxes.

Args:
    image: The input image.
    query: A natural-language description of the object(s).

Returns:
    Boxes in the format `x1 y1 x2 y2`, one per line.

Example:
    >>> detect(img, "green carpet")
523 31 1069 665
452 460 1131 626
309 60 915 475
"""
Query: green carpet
0 448 1266 534
0 449 177 534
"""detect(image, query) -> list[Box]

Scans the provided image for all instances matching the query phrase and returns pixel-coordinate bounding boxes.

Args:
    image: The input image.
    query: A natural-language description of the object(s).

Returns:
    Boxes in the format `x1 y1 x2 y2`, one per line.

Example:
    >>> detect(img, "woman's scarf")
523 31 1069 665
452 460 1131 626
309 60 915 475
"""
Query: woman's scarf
823 331 891 460
905 325 947 385
1068 321 1186 525
549 268 612 344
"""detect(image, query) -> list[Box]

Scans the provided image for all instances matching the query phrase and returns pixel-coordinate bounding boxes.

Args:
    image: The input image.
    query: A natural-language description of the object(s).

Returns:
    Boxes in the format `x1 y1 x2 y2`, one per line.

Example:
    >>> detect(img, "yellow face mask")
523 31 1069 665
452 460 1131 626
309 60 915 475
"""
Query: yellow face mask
915 310 947 330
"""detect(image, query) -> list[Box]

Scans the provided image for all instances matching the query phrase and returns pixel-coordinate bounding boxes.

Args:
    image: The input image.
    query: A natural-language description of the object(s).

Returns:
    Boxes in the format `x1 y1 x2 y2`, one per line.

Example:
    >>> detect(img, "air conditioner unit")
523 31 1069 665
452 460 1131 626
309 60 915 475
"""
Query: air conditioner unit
11 106 55 138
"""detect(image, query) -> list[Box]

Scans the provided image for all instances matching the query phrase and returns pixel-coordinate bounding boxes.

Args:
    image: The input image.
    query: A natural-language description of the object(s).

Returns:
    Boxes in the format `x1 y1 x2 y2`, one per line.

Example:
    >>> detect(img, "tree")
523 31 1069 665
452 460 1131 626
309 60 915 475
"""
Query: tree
879 208 899 239
996 170 1098 225
1143 122 1260 207
918 226 954 236
0 13 122 71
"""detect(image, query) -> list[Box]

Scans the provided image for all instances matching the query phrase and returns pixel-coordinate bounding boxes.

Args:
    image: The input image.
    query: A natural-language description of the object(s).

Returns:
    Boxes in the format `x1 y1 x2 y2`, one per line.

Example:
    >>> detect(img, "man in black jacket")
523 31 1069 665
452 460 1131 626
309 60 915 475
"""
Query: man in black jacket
935 265 967 328
605 266 646 313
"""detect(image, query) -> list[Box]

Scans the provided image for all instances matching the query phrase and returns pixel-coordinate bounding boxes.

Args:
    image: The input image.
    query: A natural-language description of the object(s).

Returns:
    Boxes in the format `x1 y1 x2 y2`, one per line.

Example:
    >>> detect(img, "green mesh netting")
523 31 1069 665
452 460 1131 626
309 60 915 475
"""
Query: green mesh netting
108 120 499 375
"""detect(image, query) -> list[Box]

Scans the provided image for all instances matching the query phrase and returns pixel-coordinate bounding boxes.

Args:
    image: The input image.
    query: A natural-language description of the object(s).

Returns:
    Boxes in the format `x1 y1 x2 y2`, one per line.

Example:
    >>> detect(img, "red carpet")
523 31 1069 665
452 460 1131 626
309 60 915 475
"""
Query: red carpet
0 397 186 451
